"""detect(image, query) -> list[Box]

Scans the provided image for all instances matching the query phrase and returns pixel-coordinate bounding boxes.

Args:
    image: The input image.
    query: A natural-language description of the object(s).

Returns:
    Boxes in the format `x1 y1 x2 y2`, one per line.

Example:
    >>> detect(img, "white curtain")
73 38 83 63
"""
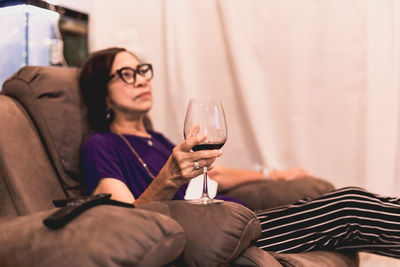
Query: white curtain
160 0 400 197
366 0 400 196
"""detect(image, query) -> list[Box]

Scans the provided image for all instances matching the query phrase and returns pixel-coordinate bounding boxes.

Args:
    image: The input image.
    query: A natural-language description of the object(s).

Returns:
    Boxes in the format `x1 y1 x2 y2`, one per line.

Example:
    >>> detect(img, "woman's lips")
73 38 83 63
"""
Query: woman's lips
135 92 151 99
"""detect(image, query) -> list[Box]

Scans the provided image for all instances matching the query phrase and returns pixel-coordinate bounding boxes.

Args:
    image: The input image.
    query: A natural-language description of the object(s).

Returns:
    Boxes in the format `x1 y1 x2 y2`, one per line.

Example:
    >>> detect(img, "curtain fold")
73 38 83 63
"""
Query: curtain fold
365 0 400 195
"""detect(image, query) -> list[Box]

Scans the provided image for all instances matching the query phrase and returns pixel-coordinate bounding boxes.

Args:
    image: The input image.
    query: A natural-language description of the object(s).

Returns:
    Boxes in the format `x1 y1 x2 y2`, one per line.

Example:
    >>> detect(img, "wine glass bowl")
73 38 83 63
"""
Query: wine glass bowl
184 98 227 204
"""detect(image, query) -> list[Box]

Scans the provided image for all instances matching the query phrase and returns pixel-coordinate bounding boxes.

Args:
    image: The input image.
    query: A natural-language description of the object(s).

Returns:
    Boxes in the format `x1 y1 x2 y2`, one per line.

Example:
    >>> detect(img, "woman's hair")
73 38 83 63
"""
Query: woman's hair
79 47 127 132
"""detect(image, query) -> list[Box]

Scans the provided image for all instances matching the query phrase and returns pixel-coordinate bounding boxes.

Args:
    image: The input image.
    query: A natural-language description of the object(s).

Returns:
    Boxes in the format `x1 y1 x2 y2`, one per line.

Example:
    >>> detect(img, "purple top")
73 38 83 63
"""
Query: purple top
81 130 243 204
81 131 187 199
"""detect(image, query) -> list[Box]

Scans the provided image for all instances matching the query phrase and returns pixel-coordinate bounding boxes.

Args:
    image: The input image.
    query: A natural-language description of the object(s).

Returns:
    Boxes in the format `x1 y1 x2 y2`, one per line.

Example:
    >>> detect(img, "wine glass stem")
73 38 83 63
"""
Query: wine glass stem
201 166 210 199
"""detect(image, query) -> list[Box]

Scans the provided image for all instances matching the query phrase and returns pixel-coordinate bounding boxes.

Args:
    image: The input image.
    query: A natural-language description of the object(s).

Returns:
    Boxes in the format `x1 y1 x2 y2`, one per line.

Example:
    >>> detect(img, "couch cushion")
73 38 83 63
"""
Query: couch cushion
136 200 261 266
231 246 359 267
2 66 87 195
223 177 335 211
0 205 186 267
0 96 66 217
269 251 359 267
231 246 283 267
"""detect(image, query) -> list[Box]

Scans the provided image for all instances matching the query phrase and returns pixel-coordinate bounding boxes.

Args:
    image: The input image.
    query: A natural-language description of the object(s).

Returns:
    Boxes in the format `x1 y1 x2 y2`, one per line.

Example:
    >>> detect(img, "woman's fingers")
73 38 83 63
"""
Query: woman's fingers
176 150 222 177
192 149 223 160
170 136 223 179
162 133 224 187
179 133 207 152
188 157 219 171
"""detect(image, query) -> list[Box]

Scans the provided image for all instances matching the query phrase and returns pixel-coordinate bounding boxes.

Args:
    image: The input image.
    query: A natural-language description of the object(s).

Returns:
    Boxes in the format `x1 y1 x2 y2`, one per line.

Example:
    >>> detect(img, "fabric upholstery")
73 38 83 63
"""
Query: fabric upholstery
223 177 335 211
136 200 261 266
231 246 283 266
0 172 18 220
2 66 87 195
232 246 359 267
0 205 186 267
0 96 65 217
269 251 359 267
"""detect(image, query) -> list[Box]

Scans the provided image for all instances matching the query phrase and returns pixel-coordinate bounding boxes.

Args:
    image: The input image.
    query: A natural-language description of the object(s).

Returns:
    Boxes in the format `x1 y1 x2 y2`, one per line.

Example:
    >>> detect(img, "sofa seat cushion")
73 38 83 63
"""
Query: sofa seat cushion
136 200 261 266
0 205 185 267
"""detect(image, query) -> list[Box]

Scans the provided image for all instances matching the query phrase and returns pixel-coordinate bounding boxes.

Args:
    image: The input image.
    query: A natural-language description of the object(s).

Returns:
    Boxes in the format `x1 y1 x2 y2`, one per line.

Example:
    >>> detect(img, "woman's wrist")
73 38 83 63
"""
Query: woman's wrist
136 172 181 205
261 167 270 179
254 164 274 180
261 167 276 180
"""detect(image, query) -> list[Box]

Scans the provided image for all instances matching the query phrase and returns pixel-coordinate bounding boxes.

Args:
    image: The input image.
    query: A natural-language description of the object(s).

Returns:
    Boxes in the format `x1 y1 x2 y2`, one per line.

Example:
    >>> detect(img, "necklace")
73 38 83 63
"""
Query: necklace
118 133 156 179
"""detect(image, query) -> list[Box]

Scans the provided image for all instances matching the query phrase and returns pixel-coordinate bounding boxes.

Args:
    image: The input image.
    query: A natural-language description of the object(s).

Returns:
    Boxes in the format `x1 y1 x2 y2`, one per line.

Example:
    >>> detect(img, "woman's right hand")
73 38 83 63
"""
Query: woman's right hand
135 133 222 205
158 133 223 188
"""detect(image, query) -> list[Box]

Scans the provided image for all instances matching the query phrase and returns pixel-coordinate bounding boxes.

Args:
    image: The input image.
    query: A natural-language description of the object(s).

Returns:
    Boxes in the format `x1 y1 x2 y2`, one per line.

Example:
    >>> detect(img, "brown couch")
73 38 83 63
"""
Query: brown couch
0 66 359 266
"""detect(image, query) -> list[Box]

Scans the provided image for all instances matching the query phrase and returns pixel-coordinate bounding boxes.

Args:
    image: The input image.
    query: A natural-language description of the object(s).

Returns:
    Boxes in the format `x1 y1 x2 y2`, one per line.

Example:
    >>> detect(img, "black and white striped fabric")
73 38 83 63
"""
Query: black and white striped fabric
255 187 400 258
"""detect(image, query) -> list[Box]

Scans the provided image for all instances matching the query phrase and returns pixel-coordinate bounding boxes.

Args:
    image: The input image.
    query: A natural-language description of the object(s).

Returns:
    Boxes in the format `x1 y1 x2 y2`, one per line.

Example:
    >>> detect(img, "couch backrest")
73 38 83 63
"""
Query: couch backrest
1 66 89 199
0 66 155 217
0 95 66 218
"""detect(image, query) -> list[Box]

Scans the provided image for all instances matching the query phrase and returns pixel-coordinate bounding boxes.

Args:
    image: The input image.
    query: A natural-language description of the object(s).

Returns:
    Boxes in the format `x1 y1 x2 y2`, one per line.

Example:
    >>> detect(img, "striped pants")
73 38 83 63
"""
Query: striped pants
255 187 400 258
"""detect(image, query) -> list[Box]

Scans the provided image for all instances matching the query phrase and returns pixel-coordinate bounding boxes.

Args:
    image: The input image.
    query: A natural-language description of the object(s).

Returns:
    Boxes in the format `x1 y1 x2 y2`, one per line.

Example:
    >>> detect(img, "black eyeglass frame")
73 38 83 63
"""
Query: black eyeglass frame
108 63 153 84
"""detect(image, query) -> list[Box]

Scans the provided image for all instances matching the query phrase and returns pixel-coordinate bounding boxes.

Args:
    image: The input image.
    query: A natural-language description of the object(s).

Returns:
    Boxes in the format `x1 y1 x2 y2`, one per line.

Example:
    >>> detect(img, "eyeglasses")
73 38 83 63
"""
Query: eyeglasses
108 63 153 84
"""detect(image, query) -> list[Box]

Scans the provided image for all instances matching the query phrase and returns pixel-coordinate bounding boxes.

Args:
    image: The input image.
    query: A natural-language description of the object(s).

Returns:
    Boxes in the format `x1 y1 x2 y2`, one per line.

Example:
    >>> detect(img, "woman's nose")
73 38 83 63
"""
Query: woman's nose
133 74 148 88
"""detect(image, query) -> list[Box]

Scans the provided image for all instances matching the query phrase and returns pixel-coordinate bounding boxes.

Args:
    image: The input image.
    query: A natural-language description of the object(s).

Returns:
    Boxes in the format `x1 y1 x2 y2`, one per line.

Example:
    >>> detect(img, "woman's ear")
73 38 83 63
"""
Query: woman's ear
105 95 111 109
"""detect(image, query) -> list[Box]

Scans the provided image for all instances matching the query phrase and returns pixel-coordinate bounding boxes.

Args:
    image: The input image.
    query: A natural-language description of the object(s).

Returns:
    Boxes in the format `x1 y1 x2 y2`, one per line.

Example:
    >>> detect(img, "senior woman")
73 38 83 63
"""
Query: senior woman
80 47 400 258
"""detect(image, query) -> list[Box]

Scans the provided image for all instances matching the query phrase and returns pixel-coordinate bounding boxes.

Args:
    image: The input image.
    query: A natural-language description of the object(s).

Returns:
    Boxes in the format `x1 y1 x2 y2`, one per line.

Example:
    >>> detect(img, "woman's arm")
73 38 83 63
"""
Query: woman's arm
209 166 313 192
208 166 264 192
269 168 313 180
92 174 183 206
93 178 135 203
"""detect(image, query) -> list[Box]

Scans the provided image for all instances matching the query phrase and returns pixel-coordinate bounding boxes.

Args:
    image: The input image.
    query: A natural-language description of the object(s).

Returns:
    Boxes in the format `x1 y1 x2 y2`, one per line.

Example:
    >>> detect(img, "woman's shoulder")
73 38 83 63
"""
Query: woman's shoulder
82 132 119 149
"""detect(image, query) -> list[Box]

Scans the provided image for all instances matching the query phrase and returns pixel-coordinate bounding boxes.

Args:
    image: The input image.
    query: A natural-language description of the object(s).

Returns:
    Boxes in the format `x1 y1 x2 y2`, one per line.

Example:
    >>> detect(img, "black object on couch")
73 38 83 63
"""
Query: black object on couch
0 66 359 266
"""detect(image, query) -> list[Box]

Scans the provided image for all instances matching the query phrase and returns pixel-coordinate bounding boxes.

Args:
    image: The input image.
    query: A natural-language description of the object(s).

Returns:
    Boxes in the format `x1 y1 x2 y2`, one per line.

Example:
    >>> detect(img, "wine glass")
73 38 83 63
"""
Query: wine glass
184 98 227 204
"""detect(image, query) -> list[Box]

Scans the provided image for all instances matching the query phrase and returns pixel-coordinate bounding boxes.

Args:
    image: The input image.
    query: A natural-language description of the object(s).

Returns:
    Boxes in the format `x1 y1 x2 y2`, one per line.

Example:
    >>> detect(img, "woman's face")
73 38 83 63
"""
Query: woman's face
106 51 153 118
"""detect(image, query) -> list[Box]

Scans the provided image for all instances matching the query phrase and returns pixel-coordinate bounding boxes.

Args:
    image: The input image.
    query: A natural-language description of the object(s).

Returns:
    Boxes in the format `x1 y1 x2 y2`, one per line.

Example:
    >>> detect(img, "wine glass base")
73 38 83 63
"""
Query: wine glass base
187 198 224 205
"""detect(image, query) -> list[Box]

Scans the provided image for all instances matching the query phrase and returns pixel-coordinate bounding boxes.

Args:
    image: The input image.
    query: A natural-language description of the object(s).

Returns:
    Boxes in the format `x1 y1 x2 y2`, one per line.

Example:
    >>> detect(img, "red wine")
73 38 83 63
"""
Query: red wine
192 142 225 151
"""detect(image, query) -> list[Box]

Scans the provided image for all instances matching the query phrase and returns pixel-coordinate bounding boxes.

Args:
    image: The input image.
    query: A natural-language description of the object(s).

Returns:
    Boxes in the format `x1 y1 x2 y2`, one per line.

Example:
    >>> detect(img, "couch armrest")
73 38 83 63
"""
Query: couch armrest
136 200 261 266
231 246 283 267
231 246 359 267
269 250 359 267
0 205 185 267
222 177 335 211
